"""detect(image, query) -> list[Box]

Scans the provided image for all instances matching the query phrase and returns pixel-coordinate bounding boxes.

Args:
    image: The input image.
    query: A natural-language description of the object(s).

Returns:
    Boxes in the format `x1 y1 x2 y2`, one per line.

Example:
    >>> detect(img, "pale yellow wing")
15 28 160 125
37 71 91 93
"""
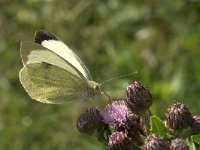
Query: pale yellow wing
34 29 93 80
19 62 92 104
20 41 84 80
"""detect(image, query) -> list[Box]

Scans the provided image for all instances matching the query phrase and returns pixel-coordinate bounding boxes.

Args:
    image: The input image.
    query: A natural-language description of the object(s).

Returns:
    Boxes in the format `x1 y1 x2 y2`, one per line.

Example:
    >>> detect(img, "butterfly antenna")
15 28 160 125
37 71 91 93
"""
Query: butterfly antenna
101 89 111 103
99 71 137 103
99 71 138 86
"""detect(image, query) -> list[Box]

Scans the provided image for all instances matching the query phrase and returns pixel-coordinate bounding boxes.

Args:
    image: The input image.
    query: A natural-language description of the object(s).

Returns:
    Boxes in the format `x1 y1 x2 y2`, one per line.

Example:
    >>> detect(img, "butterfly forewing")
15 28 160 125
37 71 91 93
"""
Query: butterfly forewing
35 30 93 80
20 41 84 79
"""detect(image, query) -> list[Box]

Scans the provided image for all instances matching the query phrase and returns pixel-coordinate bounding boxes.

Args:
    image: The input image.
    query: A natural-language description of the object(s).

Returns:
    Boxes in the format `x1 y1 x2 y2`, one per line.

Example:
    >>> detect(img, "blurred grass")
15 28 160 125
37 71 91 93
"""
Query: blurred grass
1 0 200 149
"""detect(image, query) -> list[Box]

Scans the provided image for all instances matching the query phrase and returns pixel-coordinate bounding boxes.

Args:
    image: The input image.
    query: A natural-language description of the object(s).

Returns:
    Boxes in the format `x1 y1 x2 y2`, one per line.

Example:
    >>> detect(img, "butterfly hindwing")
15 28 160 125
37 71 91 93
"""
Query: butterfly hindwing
19 62 90 104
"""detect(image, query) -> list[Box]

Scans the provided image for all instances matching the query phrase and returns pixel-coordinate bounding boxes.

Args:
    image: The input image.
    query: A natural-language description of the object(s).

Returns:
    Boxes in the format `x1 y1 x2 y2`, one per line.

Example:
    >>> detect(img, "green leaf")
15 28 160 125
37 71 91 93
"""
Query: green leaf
192 134 200 145
150 115 167 137
186 137 198 150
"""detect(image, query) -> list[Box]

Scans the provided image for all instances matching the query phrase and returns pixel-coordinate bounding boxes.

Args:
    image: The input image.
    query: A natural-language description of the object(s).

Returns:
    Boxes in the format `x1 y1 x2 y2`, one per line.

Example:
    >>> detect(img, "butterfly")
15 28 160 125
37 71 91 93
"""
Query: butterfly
19 29 106 104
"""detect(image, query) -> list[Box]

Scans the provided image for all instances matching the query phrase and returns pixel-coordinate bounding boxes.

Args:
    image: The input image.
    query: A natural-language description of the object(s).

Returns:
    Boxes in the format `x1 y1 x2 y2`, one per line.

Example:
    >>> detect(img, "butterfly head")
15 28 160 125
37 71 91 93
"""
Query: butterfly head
88 81 110 100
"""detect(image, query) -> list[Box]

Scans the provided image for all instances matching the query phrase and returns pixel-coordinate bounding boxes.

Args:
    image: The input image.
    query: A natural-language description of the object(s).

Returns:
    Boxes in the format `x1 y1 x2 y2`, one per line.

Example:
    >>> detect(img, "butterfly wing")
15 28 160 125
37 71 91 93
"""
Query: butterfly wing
34 29 93 80
20 41 84 79
19 62 92 104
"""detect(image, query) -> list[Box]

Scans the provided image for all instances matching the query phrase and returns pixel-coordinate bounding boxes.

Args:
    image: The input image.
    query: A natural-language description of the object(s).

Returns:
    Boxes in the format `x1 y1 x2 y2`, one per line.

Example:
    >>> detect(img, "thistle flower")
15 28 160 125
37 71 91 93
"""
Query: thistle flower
190 115 200 134
108 131 134 150
100 100 131 128
143 134 170 150
76 108 105 134
166 102 192 130
125 80 152 113
170 138 189 150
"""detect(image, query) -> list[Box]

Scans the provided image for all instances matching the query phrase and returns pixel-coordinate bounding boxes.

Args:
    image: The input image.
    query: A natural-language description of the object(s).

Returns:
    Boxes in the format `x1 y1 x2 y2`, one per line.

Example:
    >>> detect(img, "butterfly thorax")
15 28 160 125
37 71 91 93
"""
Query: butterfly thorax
87 80 102 97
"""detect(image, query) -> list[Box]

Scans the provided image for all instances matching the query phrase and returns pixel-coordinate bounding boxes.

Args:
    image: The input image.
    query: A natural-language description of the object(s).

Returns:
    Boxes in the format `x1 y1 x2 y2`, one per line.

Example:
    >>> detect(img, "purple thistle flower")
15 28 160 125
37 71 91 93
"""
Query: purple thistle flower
100 100 130 128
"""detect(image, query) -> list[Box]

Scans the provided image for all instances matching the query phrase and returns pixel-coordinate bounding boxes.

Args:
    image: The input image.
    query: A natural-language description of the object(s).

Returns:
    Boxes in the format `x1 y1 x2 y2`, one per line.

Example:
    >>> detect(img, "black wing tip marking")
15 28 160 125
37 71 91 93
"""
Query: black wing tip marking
34 29 59 44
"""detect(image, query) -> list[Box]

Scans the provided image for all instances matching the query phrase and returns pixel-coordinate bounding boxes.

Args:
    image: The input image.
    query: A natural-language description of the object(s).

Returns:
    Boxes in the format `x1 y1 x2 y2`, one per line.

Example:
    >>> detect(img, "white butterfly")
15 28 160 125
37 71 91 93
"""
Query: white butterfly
19 29 105 104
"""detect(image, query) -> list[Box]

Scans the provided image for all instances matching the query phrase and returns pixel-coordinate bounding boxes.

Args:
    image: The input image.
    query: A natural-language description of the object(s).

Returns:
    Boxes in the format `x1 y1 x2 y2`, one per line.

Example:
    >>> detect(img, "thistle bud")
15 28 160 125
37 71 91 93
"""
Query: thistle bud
125 80 152 113
143 134 170 150
166 102 192 130
77 108 105 134
170 138 189 150
190 115 200 134
108 131 133 150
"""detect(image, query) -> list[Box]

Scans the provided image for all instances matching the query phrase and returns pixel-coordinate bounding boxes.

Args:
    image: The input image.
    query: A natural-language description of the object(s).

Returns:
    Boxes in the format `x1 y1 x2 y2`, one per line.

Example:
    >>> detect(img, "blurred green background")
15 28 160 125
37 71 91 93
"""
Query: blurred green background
1 0 200 149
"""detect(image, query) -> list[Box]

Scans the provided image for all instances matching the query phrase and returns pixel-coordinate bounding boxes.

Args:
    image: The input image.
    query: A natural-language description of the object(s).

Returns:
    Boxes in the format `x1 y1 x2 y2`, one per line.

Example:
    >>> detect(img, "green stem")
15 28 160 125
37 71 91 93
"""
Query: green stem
140 109 151 135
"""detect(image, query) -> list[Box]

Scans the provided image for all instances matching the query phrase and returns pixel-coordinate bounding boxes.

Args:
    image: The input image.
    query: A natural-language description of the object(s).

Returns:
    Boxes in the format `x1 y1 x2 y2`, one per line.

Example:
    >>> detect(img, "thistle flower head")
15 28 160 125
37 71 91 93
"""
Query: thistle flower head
190 115 200 134
143 134 170 150
100 100 130 128
76 108 105 134
108 131 134 150
125 80 152 113
109 131 126 145
170 138 189 150
166 102 192 130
